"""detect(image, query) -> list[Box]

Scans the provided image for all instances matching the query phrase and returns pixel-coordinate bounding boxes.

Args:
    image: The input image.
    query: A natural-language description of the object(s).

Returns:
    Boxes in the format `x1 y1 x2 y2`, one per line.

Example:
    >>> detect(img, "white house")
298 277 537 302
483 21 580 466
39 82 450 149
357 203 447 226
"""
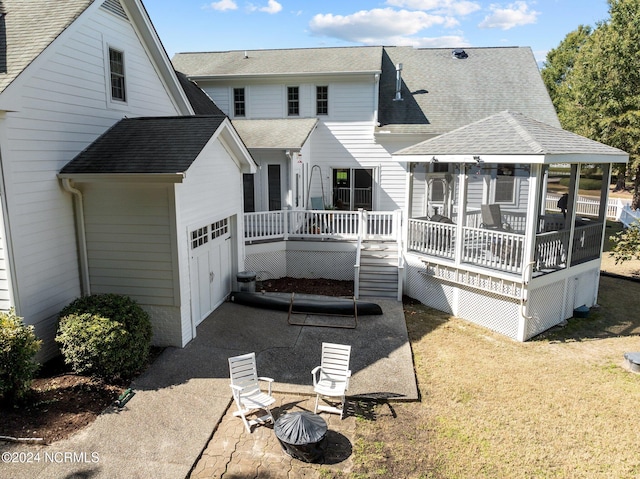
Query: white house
0 0 254 360
175 46 628 340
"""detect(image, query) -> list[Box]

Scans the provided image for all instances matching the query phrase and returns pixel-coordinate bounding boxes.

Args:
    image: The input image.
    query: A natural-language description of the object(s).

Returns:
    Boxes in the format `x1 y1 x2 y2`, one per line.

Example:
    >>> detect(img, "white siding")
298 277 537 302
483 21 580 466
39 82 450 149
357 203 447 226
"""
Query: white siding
82 183 181 347
200 75 377 122
198 75 407 212
0 7 182 359
176 138 245 345
310 121 406 211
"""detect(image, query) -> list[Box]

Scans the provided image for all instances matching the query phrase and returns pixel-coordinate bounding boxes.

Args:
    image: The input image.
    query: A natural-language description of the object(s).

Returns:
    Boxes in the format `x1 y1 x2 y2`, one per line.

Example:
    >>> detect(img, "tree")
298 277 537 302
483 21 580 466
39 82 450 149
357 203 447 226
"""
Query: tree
609 221 640 264
541 0 640 205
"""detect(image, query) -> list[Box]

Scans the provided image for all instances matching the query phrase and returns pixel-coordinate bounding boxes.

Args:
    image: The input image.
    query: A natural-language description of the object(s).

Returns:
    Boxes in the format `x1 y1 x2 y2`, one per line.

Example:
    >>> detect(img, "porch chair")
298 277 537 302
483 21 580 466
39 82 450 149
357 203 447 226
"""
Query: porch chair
480 204 512 231
311 342 352 419
228 352 276 433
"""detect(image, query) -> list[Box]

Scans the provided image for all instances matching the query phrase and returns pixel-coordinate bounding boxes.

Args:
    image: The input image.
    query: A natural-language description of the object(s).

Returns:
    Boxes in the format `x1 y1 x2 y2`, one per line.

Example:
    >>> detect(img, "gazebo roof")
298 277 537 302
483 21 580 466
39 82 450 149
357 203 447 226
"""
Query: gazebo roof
394 111 629 164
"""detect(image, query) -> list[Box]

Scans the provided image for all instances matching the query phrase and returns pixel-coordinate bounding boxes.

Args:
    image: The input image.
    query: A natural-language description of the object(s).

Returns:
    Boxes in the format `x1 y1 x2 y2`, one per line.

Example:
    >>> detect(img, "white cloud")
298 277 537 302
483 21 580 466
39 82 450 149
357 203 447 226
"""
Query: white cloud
478 1 539 30
386 0 481 16
248 0 283 14
397 35 471 48
261 0 282 14
309 8 452 43
207 0 237 11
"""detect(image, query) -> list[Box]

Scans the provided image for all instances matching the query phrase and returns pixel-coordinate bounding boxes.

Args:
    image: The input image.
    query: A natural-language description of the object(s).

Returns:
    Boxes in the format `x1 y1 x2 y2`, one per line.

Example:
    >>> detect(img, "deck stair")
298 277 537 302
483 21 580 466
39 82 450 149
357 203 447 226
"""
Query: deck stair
357 240 399 299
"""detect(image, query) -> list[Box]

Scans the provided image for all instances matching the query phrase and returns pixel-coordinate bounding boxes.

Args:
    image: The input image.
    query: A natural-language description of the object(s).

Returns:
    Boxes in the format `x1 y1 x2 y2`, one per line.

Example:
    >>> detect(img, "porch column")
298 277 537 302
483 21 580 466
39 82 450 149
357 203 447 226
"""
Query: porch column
453 164 468 266
564 164 580 267
518 164 541 341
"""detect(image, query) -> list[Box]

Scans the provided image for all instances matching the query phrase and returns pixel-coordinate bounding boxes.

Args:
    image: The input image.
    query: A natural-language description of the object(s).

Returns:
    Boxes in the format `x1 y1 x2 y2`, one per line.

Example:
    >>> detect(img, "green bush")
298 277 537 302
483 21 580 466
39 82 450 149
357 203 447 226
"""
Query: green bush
0 309 41 402
56 294 152 380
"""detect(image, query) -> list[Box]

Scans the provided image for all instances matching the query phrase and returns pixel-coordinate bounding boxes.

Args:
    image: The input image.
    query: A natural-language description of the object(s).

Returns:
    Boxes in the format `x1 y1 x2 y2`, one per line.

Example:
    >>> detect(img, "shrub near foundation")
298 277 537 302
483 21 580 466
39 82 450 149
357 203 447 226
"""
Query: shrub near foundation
56 294 152 380
0 309 41 402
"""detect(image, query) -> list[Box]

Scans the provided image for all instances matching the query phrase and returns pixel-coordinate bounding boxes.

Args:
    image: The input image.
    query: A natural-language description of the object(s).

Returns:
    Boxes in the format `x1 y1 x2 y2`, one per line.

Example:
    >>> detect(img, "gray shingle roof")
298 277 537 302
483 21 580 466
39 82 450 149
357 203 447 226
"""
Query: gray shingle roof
60 116 227 174
0 0 94 93
378 46 560 134
231 118 317 149
172 46 383 78
395 111 628 159
175 71 225 115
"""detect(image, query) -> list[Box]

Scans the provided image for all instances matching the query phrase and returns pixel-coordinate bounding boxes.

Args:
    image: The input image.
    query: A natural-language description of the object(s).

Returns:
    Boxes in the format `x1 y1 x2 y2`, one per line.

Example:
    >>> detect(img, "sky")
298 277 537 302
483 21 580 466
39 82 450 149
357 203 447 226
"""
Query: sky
144 0 611 66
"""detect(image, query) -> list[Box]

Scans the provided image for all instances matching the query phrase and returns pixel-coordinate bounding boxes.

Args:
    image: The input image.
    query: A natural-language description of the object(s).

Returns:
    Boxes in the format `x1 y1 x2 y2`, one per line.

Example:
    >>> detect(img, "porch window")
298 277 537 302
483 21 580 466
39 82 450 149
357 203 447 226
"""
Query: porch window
234 88 246 117
109 48 126 102
494 164 515 203
287 86 299 116
316 86 328 115
332 168 373 210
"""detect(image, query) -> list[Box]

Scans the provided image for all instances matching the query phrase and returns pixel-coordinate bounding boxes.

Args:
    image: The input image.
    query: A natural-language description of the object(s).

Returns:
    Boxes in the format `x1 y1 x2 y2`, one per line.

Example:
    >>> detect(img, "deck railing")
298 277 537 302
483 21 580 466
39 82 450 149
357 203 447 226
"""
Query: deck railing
244 209 399 242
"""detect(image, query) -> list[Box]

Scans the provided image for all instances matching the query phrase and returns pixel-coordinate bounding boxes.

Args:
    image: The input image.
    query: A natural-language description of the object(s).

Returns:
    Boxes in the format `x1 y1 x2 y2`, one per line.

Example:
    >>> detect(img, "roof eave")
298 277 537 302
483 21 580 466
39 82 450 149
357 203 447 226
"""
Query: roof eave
394 152 629 164
187 70 381 81
57 172 186 183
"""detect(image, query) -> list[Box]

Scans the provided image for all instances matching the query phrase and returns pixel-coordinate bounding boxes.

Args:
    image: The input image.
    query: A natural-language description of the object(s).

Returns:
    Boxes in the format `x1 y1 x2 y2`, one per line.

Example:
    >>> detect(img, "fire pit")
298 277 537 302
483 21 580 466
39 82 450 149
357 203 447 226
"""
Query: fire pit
274 411 328 463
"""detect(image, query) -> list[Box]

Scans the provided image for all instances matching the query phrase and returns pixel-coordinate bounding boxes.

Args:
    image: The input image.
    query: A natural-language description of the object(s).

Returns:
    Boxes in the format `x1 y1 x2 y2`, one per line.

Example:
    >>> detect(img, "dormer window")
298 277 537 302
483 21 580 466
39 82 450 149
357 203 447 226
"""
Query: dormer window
109 48 126 102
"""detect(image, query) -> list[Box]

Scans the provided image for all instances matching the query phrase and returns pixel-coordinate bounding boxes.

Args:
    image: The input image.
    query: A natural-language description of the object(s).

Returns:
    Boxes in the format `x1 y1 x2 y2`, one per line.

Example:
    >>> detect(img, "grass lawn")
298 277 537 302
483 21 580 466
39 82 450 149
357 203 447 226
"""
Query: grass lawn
350 228 640 478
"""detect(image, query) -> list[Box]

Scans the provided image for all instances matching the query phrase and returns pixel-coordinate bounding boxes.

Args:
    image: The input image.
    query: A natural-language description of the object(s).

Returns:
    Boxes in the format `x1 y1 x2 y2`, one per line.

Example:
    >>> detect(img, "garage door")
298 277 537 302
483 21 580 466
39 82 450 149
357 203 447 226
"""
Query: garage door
190 218 232 326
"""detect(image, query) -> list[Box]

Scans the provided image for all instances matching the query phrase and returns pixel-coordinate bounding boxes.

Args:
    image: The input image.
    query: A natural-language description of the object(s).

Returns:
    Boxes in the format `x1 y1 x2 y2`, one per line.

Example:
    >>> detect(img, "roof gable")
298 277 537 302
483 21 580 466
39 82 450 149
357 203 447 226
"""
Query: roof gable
378 46 560 134
0 0 94 94
395 111 628 162
60 116 229 175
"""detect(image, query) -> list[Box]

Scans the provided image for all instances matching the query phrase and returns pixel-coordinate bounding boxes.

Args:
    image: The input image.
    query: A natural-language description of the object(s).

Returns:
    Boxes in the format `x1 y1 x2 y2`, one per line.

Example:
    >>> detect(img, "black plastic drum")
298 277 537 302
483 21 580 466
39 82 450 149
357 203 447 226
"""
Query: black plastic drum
274 411 328 463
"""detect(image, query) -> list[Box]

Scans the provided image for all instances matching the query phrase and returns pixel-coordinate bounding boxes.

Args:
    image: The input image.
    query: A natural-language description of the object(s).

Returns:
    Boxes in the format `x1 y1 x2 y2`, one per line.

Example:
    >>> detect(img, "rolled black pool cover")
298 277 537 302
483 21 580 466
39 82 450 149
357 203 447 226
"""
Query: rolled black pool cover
274 411 328 462
229 291 383 316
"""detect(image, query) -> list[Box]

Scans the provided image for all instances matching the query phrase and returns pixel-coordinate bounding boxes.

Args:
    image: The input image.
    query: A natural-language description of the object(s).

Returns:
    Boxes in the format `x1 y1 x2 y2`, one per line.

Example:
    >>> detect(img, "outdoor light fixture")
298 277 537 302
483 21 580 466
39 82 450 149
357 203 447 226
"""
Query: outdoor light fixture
431 156 438 162
473 156 481 163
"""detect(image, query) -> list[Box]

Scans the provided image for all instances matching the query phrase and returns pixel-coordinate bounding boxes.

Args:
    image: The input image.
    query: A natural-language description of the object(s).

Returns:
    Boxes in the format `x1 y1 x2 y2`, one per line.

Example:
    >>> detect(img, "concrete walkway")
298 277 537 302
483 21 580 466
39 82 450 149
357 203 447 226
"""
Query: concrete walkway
1 298 417 479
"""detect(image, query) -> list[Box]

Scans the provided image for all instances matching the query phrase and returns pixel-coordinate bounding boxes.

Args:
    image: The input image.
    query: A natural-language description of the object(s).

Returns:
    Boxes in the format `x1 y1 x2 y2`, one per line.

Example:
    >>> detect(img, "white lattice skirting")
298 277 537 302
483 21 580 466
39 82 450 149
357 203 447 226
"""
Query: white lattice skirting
245 241 357 281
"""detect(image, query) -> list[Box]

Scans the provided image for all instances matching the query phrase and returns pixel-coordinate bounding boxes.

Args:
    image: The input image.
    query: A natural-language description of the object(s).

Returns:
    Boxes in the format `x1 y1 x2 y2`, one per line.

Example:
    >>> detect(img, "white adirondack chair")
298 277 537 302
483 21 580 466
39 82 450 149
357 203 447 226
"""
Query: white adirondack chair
311 343 352 419
228 352 275 433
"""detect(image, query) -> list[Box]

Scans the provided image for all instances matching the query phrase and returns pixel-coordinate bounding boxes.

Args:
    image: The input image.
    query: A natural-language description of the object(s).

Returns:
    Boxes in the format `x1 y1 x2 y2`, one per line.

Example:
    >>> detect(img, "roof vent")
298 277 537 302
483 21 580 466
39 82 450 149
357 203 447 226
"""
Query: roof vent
452 49 468 59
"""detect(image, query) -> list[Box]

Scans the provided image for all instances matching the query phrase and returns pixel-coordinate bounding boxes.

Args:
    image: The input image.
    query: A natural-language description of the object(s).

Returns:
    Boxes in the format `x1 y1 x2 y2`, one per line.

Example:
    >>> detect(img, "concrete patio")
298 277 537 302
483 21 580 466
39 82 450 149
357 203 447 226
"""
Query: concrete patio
1 297 417 479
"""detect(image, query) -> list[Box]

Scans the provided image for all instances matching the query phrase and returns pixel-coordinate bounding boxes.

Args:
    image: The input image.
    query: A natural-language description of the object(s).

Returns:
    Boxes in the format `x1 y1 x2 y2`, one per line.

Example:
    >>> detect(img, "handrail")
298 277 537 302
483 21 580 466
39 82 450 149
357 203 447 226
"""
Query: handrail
395 210 404 301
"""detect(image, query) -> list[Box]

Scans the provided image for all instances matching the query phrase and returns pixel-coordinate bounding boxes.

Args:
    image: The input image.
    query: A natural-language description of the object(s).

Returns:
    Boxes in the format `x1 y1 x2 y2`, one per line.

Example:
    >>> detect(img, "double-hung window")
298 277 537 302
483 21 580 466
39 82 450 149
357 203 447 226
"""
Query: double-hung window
109 48 126 102
316 86 328 115
287 86 299 116
234 88 246 117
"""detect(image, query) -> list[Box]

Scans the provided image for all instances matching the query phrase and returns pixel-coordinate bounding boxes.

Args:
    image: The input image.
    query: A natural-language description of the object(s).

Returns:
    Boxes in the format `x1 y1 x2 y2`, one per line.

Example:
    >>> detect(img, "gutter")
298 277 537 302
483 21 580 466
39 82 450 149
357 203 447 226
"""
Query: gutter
61 179 90 296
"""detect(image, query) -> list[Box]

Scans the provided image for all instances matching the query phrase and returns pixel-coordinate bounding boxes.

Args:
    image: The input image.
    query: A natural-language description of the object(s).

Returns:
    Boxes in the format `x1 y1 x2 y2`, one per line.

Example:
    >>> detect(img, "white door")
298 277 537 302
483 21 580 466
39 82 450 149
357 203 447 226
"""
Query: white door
190 219 232 326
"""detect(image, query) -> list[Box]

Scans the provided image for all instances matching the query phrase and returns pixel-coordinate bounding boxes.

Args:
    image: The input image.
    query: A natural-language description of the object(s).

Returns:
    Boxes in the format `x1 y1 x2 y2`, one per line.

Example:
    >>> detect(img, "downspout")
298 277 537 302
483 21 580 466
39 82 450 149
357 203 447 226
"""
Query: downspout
61 179 90 296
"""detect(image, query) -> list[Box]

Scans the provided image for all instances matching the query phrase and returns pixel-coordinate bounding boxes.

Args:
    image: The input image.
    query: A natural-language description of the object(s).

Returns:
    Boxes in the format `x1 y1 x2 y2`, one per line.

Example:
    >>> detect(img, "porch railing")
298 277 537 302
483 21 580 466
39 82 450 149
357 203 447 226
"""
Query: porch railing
534 229 570 271
570 223 604 265
407 218 456 259
461 227 525 274
244 209 399 242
